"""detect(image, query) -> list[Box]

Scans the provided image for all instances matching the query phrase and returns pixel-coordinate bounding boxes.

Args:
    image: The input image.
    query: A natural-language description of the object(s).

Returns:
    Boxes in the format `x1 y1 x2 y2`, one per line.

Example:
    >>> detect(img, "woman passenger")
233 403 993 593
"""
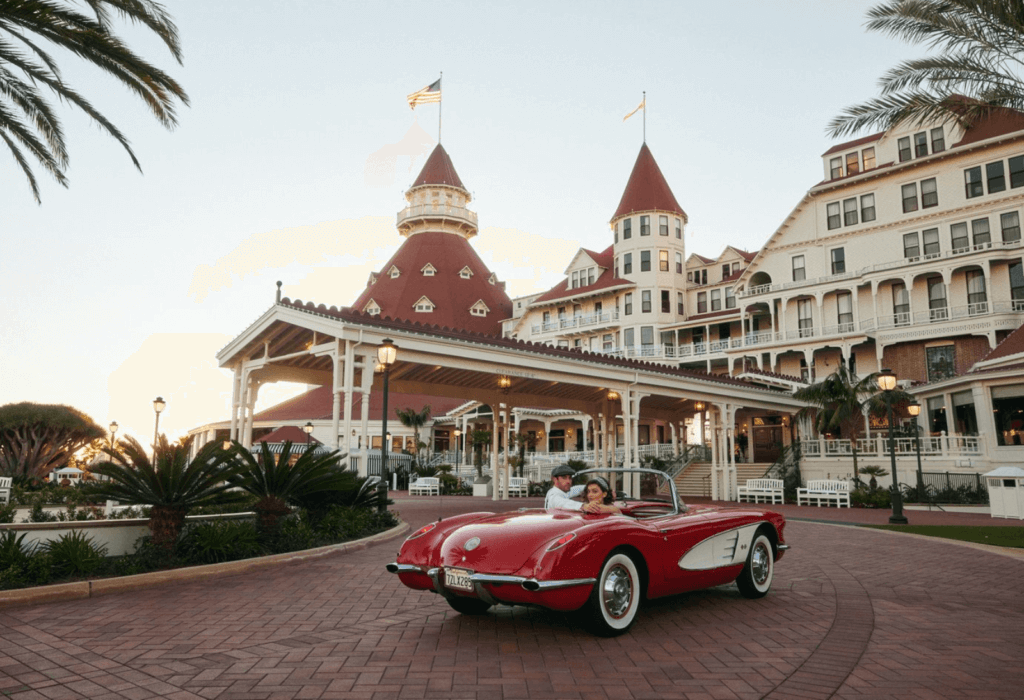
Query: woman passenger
584 477 621 514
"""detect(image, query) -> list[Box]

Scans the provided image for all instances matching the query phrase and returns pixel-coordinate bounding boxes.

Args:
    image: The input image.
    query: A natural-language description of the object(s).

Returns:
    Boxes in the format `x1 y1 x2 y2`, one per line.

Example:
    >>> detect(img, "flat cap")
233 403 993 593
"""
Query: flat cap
550 464 575 478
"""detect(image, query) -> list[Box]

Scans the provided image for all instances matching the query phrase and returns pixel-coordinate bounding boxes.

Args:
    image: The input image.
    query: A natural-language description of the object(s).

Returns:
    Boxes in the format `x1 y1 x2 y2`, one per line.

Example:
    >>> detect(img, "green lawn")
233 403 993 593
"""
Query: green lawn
864 525 1024 548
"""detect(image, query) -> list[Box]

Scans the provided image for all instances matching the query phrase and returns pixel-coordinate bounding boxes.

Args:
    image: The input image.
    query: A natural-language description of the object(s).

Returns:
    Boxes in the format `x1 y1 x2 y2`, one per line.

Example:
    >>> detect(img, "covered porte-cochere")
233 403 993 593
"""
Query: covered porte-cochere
212 298 805 500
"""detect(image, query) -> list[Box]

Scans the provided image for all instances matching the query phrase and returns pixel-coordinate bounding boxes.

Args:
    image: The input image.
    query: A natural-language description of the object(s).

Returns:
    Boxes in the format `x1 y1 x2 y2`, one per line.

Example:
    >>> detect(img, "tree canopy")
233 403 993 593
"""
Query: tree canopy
0 402 105 478
0 0 190 202
828 0 1024 138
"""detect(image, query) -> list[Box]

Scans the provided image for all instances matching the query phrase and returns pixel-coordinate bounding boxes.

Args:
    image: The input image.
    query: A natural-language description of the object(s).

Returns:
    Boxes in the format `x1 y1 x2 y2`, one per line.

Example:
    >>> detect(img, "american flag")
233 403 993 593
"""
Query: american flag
407 79 441 109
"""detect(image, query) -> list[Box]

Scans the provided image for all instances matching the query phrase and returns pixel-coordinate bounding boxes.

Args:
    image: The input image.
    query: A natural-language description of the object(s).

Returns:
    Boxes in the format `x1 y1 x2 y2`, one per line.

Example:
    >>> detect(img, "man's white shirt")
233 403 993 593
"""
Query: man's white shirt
544 484 585 510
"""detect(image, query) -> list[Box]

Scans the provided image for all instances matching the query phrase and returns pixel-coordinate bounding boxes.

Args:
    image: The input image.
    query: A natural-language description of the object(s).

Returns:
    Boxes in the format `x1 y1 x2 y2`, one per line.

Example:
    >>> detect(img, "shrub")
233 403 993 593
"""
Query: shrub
314 505 398 542
28 503 57 523
178 519 260 565
0 553 52 590
43 530 107 578
0 530 35 570
0 503 17 523
850 487 892 508
262 513 318 554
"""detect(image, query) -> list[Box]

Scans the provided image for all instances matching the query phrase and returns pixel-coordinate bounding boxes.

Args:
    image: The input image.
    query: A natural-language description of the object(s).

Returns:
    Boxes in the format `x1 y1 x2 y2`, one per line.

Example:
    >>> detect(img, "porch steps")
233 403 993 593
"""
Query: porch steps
674 462 774 498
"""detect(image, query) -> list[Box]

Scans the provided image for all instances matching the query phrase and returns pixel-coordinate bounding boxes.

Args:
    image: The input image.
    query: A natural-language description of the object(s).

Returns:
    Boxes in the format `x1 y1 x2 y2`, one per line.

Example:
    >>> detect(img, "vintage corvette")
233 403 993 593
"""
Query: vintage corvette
386 467 787 635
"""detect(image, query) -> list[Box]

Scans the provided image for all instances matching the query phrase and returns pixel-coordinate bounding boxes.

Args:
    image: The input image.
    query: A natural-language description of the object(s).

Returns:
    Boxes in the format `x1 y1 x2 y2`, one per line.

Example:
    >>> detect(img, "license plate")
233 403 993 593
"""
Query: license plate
444 567 473 592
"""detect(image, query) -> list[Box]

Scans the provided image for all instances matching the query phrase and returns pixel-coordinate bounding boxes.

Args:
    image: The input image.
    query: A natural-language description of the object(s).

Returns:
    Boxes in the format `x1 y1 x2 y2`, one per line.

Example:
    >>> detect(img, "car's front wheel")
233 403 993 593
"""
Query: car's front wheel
446 597 492 615
735 532 774 599
583 551 642 636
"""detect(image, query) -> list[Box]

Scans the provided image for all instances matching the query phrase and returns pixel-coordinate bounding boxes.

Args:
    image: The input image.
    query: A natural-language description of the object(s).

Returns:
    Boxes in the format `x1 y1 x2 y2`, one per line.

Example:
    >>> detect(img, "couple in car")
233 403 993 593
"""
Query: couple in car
544 464 621 514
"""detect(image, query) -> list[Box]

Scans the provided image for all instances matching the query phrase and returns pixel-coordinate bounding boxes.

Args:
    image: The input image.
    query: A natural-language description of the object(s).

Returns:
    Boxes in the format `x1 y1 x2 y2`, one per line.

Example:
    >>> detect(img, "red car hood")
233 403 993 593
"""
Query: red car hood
438 509 590 575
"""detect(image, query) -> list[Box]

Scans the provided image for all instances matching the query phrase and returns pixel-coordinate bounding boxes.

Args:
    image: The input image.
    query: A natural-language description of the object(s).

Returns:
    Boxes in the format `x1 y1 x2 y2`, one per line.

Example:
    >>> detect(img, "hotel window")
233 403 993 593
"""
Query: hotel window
389 266 401 279
902 182 918 212
641 290 651 313
1011 262 1024 308
711 289 721 311
861 193 876 222
722 264 730 278
543 311 550 324
624 328 634 347
614 222 619 244
831 247 846 274
1011 156 1024 188
595 301 602 315
921 178 938 208
661 290 670 313
725 286 736 309
931 127 945 153
797 299 813 336
792 255 805 281
846 152 860 176
677 292 684 314
675 218 682 238
659 250 669 272
904 232 921 258
843 197 858 226
923 227 940 255
571 271 579 288
967 270 987 308
898 136 912 162
988 161 1007 193
952 222 970 250
892 282 909 324
699 269 707 284
623 218 632 239
624 293 633 315
460 266 473 279
614 257 619 278
422 264 436 276
837 292 853 328
928 277 948 320
965 166 983 198
992 385 1024 445
1002 212 1021 242
603 333 614 350
640 250 651 272
588 267 596 285
914 131 928 158
675 252 683 273
697 292 707 313
972 217 991 245
641 326 654 347
623 253 632 274
863 147 876 170
659 215 669 236
926 346 956 382
573 303 582 318
414 297 435 313
640 215 650 236
830 157 843 179
827 202 841 230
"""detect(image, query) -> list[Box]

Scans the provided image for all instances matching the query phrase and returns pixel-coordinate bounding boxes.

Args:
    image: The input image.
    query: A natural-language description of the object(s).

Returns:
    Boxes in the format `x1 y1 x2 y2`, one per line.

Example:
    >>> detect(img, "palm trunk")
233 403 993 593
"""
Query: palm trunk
255 496 292 534
149 505 187 549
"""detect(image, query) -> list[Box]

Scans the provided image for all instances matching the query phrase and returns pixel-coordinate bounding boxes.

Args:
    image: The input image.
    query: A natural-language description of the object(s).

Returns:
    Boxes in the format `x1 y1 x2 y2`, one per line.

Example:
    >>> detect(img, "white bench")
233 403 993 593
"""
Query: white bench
508 477 529 497
737 478 784 504
797 479 851 508
409 477 440 496
0 476 11 505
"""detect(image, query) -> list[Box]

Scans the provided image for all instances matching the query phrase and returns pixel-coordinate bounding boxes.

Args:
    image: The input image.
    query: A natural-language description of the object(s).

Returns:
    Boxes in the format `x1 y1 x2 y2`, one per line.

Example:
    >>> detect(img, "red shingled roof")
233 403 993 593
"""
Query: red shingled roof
821 131 885 157
255 425 322 444
582 245 614 269
350 230 512 336
532 273 634 305
254 385 467 423
611 143 686 221
979 323 1024 363
954 106 1024 148
411 144 465 189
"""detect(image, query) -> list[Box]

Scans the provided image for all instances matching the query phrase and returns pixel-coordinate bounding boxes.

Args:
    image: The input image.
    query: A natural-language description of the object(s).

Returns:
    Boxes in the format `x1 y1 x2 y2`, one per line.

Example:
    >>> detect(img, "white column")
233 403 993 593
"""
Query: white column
359 355 373 475
342 340 356 452
490 404 499 497
710 406 720 501
727 405 737 500
228 366 242 441
621 388 633 496
332 350 342 451
461 414 470 469
670 422 678 456
542 419 553 453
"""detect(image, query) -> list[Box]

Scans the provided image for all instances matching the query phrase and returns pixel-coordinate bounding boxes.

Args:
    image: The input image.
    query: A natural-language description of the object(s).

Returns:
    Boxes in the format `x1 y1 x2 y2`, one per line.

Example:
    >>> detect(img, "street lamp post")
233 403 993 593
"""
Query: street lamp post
876 369 908 524
377 339 398 512
108 421 118 454
303 421 314 448
454 428 461 467
152 397 166 457
907 401 926 501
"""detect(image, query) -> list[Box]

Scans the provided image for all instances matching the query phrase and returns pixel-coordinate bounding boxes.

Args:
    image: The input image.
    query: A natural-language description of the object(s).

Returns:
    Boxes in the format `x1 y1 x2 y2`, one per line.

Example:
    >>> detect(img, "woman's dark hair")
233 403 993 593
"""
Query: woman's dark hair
585 477 614 505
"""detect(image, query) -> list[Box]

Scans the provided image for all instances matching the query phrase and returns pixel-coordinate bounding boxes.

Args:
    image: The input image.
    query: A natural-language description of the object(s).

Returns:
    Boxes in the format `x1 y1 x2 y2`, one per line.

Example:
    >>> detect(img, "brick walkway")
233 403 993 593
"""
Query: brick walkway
0 496 1021 699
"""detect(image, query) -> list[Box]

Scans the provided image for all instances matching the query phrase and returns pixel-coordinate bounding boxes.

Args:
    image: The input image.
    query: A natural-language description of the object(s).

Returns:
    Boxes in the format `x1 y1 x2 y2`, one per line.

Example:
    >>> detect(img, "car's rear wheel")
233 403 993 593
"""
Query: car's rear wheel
446 597 492 615
583 551 641 636
735 532 774 599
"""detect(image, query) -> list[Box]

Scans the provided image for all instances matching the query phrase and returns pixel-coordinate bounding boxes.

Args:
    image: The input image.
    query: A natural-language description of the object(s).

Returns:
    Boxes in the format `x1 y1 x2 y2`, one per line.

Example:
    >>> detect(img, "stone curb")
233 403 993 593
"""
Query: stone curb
0 520 410 609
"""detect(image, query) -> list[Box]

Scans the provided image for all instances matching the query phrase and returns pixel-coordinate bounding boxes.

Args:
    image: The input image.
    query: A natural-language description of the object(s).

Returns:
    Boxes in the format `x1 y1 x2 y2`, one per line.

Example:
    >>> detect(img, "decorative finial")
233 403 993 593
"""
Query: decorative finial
276 280 282 302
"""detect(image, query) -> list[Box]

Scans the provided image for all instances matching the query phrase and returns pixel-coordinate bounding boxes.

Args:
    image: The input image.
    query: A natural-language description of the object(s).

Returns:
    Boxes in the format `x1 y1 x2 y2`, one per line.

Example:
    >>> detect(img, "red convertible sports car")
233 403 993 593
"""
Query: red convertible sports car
386 468 788 635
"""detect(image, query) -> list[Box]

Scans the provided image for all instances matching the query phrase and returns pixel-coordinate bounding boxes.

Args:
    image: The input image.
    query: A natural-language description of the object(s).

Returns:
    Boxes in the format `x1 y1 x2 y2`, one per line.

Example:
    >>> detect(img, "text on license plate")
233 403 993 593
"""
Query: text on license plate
444 567 473 592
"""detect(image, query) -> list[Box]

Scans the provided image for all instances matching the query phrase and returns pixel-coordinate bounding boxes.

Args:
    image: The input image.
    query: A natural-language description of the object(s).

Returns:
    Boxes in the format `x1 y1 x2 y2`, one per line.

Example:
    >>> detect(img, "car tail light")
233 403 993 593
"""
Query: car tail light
407 522 437 540
546 532 576 552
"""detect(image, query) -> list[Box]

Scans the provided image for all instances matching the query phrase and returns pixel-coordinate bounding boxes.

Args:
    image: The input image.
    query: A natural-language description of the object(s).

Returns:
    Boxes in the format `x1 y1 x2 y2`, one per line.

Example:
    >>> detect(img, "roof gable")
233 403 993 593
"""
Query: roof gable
611 143 686 221
411 144 465 190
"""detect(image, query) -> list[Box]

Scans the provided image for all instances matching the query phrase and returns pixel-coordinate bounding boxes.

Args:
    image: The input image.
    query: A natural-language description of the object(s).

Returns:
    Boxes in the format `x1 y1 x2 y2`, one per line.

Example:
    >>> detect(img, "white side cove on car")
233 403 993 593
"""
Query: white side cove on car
678 523 763 571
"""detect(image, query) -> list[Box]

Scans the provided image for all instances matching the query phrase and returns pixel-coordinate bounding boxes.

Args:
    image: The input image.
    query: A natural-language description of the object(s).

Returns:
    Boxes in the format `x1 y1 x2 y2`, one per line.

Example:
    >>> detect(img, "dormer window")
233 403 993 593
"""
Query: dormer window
421 263 437 277
459 266 473 279
389 265 400 279
364 299 381 316
488 273 497 285
470 300 490 317
367 273 378 286
413 296 435 313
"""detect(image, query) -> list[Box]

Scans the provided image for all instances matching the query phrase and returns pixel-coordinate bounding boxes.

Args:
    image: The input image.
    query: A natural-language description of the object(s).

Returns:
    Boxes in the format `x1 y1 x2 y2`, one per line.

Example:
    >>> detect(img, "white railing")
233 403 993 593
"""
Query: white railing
396 204 478 227
531 311 620 335
802 434 982 458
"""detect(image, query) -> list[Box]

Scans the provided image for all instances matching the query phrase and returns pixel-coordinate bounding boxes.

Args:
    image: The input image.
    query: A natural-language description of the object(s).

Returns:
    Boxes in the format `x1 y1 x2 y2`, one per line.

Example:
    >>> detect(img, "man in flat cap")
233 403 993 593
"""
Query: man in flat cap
545 464 614 513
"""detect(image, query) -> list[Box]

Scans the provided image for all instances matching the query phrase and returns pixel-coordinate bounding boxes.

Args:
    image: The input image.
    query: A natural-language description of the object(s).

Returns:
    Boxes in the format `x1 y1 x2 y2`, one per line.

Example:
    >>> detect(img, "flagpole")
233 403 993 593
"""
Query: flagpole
438 71 443 144
643 90 646 143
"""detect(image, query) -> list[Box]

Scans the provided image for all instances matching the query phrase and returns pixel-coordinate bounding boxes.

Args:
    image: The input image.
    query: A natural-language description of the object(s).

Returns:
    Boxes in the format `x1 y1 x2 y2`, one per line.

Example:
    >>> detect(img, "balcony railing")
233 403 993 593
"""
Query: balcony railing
531 311 620 335
396 204 478 228
801 434 982 458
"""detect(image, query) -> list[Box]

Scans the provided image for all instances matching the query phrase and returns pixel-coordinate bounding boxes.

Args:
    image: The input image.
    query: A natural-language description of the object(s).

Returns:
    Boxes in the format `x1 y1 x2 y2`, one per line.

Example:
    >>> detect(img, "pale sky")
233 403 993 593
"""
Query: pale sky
1 0 915 444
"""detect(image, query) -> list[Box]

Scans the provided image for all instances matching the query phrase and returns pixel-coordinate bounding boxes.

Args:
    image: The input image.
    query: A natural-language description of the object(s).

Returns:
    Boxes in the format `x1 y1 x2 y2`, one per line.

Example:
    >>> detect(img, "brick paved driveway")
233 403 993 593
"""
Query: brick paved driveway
1 496 1021 700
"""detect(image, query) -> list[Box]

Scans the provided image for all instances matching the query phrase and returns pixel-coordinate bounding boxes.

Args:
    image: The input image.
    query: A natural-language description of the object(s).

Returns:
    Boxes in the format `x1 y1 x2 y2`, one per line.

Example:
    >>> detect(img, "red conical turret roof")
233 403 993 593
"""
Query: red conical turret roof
412 144 465 190
612 143 686 221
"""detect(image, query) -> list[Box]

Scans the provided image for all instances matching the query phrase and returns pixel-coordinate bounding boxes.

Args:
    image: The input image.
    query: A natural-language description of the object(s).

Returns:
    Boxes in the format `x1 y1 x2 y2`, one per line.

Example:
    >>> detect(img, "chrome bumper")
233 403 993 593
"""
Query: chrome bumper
385 562 596 603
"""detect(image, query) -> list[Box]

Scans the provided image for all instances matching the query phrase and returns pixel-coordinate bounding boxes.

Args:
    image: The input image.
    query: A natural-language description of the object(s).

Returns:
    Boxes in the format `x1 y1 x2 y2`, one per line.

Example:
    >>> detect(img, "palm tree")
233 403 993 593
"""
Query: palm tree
0 1 189 202
227 441 354 533
470 430 492 477
828 0 1024 138
794 365 879 477
395 405 431 462
88 435 245 549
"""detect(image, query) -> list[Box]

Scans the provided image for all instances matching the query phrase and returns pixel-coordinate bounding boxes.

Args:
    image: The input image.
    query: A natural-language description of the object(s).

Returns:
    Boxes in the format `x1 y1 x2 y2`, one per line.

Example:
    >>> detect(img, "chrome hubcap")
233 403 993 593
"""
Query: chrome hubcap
602 565 632 618
751 543 770 586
